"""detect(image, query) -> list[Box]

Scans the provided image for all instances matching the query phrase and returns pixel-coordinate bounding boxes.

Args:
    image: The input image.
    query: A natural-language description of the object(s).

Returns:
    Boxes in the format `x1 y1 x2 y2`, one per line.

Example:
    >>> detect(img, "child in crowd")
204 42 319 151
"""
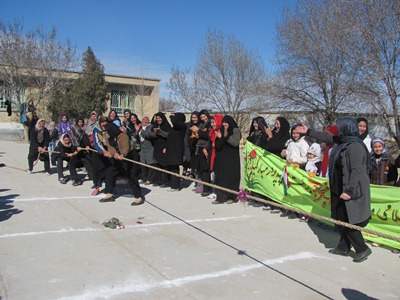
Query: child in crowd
370 137 400 186
300 143 322 222
305 143 322 176
280 123 309 218
281 123 309 168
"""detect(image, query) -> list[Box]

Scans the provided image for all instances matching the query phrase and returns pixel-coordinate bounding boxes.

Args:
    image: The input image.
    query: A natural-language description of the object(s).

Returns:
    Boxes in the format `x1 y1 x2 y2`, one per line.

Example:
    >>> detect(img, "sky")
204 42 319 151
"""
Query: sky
1 0 295 97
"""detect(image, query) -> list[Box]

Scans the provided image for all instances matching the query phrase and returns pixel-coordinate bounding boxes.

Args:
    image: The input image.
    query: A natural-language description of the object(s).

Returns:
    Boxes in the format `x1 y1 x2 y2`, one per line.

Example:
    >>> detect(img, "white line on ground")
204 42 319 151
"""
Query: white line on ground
0 195 101 202
57 252 324 300
0 216 251 239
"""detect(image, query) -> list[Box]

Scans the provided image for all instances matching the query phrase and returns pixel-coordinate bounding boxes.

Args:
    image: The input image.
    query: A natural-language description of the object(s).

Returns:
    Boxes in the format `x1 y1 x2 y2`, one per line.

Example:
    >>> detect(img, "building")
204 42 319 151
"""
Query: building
0 70 160 140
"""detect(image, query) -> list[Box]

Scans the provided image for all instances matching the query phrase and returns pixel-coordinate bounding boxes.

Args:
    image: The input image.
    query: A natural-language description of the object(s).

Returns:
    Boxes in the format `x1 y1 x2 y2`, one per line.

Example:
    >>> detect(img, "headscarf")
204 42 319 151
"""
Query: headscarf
70 124 86 147
104 123 122 148
127 113 142 134
169 112 187 130
249 116 269 137
59 114 72 136
209 114 224 171
95 116 108 131
329 117 371 178
320 125 339 177
199 109 211 127
48 121 56 136
221 115 239 137
153 112 171 132
370 137 386 164
189 111 200 127
269 116 290 144
35 119 46 143
59 133 72 148
305 143 322 173
108 109 121 127
357 117 369 141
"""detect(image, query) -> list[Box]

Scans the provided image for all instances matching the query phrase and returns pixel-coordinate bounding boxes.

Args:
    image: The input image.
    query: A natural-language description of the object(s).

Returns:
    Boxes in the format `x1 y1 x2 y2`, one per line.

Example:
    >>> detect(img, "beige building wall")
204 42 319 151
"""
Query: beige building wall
0 72 160 123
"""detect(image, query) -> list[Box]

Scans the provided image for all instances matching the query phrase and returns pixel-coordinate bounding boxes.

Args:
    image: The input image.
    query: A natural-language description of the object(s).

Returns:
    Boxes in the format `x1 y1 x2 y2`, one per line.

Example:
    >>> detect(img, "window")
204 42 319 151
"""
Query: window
0 81 25 111
110 89 136 115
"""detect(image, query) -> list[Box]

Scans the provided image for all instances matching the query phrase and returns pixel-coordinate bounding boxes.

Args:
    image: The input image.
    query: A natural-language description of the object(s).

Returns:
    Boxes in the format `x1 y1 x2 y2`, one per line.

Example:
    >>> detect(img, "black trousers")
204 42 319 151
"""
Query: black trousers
56 156 79 180
200 170 211 193
104 159 142 198
167 165 180 189
92 152 110 188
141 164 155 183
335 200 369 254
28 152 50 173
153 163 169 186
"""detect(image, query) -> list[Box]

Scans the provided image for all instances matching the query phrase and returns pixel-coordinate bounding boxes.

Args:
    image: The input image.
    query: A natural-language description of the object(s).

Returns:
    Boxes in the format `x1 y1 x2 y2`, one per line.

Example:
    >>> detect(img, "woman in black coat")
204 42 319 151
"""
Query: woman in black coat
150 112 171 187
263 116 290 156
185 111 200 178
28 119 50 174
247 116 270 148
212 115 242 204
297 118 372 263
166 113 187 191
190 110 212 196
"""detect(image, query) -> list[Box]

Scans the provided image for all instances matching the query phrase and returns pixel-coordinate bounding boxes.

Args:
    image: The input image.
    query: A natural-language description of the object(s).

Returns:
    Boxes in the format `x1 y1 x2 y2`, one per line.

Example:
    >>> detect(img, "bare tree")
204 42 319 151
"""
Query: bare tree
0 20 78 118
273 0 364 127
167 66 205 112
159 97 176 112
168 29 267 129
344 0 400 146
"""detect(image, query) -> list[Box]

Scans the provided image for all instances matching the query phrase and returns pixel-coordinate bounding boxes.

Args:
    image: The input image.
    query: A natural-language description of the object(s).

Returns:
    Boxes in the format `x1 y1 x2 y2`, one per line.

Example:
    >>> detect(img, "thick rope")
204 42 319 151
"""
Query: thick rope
27 148 397 244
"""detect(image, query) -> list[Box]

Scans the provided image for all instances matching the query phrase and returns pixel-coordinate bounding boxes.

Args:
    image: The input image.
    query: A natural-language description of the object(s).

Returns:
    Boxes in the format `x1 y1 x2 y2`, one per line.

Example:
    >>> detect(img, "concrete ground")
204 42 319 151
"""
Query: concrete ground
0 140 398 300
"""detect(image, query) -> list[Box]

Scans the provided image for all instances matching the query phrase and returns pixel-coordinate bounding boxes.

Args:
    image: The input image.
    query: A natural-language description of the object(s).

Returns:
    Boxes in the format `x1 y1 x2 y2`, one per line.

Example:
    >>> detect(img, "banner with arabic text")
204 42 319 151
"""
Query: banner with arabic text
243 142 400 249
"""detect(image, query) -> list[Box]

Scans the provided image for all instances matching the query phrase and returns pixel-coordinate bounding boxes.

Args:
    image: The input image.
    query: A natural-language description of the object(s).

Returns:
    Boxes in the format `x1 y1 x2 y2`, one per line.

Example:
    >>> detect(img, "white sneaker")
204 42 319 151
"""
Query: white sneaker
45 172 51 176
27 170 33 174
207 193 217 199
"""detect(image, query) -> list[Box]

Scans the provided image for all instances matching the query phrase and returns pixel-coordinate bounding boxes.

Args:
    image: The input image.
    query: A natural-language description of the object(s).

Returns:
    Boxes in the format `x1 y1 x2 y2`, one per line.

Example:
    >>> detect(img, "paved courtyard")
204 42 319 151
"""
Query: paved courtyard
0 141 398 300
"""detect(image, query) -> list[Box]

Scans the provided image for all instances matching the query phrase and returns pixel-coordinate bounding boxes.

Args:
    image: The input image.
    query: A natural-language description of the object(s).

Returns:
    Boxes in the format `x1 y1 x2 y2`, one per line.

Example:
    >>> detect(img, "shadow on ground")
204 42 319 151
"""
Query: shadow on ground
0 192 23 222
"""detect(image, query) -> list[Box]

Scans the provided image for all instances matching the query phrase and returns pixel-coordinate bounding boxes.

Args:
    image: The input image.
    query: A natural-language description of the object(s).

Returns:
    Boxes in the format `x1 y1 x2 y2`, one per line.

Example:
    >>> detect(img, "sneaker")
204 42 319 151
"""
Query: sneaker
194 187 203 193
263 206 271 211
59 178 67 184
45 172 51 176
91 188 100 196
207 193 217 199
201 192 210 197
27 170 33 174
271 209 281 214
299 216 308 222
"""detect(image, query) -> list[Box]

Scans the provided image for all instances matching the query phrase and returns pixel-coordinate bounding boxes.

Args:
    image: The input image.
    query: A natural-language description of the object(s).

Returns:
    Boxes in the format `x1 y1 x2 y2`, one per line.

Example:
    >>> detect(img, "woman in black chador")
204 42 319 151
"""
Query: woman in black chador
27 119 50 174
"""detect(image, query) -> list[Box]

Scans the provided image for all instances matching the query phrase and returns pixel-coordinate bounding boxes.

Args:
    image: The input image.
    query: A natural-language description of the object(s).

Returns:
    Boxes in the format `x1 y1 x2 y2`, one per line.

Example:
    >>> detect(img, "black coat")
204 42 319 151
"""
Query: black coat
166 113 187 166
214 127 241 193
29 128 50 155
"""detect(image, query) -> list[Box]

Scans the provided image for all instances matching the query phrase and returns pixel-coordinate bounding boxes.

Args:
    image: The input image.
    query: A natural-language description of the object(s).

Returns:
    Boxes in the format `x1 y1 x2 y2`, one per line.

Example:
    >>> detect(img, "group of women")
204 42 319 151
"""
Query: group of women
28 110 399 263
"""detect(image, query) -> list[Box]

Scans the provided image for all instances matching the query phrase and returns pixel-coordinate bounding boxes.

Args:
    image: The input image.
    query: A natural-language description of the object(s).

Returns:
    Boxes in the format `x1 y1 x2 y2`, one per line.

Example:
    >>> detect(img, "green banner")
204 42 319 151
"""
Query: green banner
243 142 400 249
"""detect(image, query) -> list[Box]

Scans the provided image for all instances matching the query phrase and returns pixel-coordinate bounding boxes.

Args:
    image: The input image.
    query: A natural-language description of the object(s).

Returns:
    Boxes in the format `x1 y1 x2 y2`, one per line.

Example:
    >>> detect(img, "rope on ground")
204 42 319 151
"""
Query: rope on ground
38 148 400 244
121 156 400 244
